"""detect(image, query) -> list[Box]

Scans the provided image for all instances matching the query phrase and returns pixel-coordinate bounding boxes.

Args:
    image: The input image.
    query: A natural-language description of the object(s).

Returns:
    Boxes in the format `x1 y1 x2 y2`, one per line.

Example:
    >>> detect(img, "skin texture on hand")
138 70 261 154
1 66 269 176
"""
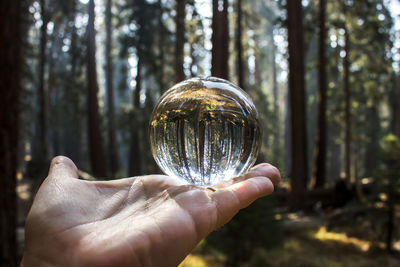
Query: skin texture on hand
21 156 280 267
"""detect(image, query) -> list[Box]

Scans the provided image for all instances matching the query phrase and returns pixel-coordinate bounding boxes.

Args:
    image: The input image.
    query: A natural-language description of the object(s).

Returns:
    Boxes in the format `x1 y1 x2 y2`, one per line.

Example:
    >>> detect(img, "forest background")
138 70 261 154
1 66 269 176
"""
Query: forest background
2 0 400 266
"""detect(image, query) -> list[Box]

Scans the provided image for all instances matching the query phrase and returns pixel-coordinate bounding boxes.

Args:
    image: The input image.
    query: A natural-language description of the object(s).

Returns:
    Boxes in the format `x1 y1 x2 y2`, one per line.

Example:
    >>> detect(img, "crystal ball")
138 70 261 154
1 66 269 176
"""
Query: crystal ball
149 77 261 186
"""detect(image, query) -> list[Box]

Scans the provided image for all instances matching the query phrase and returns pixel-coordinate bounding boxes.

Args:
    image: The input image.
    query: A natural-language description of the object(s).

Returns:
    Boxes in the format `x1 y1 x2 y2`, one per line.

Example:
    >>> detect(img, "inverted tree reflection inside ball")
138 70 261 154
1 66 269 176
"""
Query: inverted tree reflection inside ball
149 77 261 186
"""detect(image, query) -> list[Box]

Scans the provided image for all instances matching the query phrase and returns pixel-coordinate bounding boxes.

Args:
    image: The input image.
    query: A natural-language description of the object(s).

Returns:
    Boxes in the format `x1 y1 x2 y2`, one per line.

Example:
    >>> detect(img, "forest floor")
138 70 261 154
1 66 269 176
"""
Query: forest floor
180 214 400 267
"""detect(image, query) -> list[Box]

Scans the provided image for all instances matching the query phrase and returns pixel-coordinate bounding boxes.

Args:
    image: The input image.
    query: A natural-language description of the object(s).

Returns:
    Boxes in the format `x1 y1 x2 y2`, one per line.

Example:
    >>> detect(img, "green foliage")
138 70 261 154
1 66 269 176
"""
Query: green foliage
320 0 396 180
369 134 400 210
380 134 400 172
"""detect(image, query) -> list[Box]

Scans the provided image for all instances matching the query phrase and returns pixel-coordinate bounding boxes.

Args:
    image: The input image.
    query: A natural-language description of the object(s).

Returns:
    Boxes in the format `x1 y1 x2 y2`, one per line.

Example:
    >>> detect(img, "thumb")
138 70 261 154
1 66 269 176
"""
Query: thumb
48 156 79 180
210 163 280 228
30 156 80 211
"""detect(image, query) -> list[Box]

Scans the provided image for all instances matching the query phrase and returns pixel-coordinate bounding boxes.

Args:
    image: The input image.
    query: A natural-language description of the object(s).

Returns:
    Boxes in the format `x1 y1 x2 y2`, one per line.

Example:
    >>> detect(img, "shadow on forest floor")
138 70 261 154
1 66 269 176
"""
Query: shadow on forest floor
180 216 400 267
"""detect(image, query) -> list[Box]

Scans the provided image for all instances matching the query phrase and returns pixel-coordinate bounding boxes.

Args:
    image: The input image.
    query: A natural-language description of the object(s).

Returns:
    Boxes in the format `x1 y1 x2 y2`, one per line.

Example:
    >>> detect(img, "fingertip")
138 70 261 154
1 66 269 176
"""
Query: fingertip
250 163 281 184
251 163 272 169
228 176 274 209
241 176 274 195
49 156 79 179
210 176 275 228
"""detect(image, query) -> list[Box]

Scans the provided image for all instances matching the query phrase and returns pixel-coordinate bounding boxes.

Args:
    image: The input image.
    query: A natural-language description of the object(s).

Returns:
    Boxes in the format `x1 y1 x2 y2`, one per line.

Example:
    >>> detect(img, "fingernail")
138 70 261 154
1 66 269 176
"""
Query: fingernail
251 163 272 172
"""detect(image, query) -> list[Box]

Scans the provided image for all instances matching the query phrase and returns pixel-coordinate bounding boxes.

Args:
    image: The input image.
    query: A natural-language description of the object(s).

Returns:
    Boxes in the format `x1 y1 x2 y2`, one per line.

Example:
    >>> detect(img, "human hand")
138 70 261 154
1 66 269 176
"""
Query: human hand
22 156 280 267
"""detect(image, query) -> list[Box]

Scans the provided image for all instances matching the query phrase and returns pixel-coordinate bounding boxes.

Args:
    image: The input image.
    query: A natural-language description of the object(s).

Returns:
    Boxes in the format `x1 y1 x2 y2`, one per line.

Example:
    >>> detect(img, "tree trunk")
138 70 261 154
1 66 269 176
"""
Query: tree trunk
253 50 263 87
36 0 49 159
235 0 244 89
386 180 395 253
129 53 142 176
271 32 278 116
175 0 185 82
328 124 342 181
87 0 108 177
387 201 394 253
364 106 379 177
395 74 400 138
129 130 141 176
0 0 21 265
189 41 196 77
343 23 351 186
105 0 119 176
313 0 327 188
287 0 308 208
211 0 229 79
284 86 291 172
270 30 282 166
157 0 165 94
65 0 83 164
47 24 61 156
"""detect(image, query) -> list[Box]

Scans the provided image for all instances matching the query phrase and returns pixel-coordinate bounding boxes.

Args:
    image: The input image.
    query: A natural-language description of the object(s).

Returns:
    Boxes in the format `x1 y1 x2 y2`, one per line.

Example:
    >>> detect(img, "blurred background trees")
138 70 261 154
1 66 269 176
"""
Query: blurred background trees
2 0 400 266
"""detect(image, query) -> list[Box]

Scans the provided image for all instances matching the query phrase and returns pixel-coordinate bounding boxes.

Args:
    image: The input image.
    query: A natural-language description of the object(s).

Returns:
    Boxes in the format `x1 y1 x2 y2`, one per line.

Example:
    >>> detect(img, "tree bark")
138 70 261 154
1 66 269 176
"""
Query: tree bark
189 41 196 77
105 0 119 176
129 54 142 176
271 32 278 116
47 23 61 156
0 0 21 265
253 49 263 87
364 106 379 177
188 6 199 77
175 0 185 83
387 199 394 253
386 175 395 253
343 23 351 185
211 0 229 79
287 0 308 208
36 0 49 159
270 29 282 166
284 86 291 172
235 0 244 89
157 0 165 94
65 0 83 164
87 0 108 177
313 0 327 188
395 74 400 138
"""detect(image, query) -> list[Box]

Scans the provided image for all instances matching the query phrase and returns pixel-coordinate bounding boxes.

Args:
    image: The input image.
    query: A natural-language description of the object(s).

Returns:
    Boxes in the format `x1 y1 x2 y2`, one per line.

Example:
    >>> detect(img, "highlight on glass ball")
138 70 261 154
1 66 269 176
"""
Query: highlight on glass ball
149 77 261 187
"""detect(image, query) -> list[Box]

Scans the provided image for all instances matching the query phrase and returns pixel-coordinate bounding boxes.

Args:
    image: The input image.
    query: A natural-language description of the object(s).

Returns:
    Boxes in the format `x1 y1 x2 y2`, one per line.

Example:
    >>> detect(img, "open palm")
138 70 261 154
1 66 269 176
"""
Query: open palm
22 156 280 267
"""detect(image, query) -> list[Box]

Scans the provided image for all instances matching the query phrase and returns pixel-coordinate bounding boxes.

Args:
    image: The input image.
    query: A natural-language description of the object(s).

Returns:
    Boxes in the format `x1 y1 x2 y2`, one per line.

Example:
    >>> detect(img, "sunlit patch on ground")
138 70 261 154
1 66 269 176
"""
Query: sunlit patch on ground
263 225 400 267
179 254 208 267
314 226 371 251
181 224 400 267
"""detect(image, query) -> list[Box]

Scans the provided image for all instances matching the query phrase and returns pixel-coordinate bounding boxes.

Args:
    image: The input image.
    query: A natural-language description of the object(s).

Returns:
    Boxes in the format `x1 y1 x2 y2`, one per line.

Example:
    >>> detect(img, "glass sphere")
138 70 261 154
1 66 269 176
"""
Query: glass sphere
149 77 261 186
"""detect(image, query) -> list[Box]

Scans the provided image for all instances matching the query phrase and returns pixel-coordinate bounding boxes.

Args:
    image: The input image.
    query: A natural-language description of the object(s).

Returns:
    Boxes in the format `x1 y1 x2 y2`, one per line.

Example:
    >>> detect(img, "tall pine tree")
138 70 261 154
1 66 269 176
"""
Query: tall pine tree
211 0 229 79
0 0 22 265
87 0 108 177
287 0 308 207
